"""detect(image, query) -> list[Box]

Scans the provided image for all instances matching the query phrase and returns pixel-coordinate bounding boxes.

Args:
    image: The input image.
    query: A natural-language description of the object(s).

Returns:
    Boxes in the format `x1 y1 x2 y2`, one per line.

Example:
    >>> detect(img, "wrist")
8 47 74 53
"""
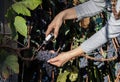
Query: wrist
59 10 66 21
59 8 77 20
67 47 84 59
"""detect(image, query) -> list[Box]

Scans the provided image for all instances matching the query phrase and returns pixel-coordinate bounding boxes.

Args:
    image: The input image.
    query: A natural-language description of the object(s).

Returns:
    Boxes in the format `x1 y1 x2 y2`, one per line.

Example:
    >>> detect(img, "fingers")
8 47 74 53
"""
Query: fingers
54 26 59 38
47 57 62 67
46 24 59 39
47 57 58 63
45 24 53 37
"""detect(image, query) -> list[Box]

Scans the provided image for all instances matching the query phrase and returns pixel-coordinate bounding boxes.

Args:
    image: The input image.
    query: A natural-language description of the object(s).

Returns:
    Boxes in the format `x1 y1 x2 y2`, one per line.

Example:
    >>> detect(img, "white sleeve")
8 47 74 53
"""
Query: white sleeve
79 0 120 53
80 23 120 53
74 0 105 21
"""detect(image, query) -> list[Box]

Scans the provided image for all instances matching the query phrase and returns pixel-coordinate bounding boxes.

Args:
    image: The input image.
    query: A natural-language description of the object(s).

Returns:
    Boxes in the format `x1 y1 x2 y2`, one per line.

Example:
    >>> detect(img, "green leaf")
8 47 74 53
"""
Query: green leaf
5 7 16 21
22 0 42 10
12 2 31 16
0 50 8 64
69 66 79 82
5 8 18 39
0 49 19 79
57 70 70 82
14 16 27 38
8 22 18 39
4 55 19 73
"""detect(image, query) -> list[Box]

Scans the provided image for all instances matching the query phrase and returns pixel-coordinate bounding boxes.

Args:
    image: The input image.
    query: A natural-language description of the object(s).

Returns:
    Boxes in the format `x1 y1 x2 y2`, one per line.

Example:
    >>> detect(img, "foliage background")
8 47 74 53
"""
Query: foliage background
0 0 120 82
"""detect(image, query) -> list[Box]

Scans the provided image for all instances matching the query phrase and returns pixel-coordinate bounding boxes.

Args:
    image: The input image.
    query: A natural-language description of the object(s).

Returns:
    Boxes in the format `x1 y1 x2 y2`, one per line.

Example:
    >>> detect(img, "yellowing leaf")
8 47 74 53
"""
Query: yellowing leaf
14 16 27 38
57 71 70 82
69 66 79 82
69 73 78 82
2 68 10 80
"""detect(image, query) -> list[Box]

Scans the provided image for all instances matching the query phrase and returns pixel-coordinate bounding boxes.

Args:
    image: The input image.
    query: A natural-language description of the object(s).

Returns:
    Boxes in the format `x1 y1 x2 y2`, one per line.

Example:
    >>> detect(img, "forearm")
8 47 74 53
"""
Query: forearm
80 26 108 53
80 24 120 53
59 8 77 20
79 0 120 53
74 0 105 21
67 25 109 57
60 0 106 21
67 47 84 58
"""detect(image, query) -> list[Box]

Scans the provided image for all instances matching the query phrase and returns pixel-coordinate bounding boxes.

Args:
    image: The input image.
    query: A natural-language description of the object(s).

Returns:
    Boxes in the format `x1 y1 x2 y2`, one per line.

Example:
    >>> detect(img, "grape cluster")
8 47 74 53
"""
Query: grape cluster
79 57 88 68
35 51 58 77
106 40 116 58
103 75 109 82
115 62 120 76
93 53 105 68
106 36 120 79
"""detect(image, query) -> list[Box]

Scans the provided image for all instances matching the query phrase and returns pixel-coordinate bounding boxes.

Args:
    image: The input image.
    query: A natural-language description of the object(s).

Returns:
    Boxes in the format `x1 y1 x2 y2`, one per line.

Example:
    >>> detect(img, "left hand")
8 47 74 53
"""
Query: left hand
47 52 72 67
47 47 84 67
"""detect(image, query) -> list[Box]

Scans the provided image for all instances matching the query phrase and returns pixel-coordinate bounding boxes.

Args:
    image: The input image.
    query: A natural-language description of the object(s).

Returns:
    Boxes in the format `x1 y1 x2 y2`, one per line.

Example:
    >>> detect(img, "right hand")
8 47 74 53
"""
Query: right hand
46 7 77 38
46 12 64 38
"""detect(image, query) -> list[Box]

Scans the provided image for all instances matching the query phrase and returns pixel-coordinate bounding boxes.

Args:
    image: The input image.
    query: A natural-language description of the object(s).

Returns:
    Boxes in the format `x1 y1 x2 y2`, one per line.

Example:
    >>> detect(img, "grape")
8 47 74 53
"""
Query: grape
36 51 58 61
106 0 112 12
35 51 58 77
79 57 88 68
106 41 116 58
93 53 105 68
103 75 109 82
115 62 120 76
83 74 88 79
42 76 49 82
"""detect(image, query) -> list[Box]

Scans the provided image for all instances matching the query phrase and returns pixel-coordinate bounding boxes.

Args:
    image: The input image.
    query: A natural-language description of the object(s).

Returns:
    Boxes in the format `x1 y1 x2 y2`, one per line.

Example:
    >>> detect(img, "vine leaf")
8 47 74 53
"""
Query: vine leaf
14 16 27 38
5 8 18 39
12 2 31 16
0 49 19 79
4 55 19 73
22 0 42 10
69 66 79 81
57 70 70 82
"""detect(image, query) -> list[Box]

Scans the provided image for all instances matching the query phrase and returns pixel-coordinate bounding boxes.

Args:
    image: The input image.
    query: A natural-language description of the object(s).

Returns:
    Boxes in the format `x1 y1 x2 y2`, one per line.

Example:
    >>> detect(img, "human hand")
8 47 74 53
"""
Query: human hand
47 52 72 67
47 47 84 67
46 12 64 38
46 8 77 38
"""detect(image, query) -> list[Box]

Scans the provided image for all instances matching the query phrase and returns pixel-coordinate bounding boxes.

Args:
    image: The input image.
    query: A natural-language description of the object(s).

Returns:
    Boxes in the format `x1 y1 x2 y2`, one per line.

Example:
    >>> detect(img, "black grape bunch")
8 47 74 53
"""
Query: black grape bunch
93 52 105 68
35 50 58 77
79 57 88 68
34 33 58 78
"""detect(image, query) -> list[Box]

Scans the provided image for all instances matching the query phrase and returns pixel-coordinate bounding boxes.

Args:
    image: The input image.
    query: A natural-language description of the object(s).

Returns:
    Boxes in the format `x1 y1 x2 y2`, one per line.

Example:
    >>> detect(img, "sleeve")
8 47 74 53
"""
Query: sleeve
80 23 120 53
74 0 106 21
